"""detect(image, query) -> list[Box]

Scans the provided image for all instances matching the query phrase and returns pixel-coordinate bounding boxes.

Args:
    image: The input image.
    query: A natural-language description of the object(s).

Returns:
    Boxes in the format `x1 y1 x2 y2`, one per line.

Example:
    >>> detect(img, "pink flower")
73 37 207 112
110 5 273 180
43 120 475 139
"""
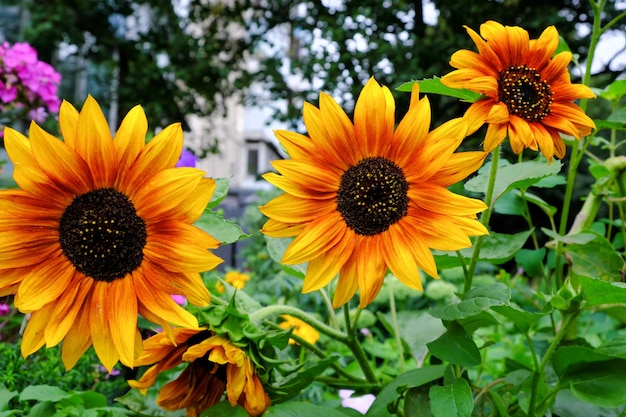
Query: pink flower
0 303 10 316
339 389 376 414
170 294 187 305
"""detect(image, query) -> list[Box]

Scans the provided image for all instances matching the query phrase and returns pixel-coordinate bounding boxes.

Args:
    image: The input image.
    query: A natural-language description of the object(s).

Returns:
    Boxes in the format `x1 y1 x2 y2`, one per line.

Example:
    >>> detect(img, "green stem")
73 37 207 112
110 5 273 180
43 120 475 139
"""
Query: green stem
388 285 406 373
465 145 500 293
343 304 353 335
525 332 542 417
250 305 347 342
555 0 604 285
251 304 379 385
263 320 362 383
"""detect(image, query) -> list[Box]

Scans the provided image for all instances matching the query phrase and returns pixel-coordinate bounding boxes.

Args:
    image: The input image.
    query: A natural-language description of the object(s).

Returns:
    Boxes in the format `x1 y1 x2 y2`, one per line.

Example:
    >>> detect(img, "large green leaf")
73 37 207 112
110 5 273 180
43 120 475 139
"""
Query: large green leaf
491 305 546 332
429 283 510 321
429 378 473 417
366 366 446 417
396 78 483 102
207 177 231 209
578 274 626 306
0 385 17 411
552 345 613 377
19 385 69 402
200 401 250 417
434 230 532 269
564 233 626 282
427 322 481 367
465 159 562 205
561 359 626 407
553 389 624 417
264 402 354 416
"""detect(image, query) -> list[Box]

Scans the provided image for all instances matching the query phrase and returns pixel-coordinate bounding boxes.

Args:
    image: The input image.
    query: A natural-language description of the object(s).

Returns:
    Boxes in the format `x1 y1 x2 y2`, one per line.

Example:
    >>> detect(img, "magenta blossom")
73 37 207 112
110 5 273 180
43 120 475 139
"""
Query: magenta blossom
0 303 10 316
0 41 61 134
175 148 198 168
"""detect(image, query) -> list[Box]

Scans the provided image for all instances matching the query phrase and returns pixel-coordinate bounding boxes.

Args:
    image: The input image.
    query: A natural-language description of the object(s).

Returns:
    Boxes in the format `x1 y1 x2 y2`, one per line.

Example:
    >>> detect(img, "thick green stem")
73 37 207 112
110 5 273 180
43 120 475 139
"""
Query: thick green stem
555 0 603 284
251 304 379 385
465 146 500 293
250 305 347 342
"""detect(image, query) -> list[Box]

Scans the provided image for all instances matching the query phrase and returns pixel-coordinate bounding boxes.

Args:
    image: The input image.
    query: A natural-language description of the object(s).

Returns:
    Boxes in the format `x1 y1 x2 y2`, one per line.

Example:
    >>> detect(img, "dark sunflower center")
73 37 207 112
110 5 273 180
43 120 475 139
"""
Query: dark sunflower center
337 157 409 236
498 65 553 122
59 188 147 282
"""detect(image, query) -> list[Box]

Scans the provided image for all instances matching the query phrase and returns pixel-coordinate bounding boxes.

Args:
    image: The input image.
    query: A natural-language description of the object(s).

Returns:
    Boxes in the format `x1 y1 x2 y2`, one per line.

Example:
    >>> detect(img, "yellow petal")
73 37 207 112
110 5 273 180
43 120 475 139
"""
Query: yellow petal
107 277 138 368
59 100 79 150
75 95 117 187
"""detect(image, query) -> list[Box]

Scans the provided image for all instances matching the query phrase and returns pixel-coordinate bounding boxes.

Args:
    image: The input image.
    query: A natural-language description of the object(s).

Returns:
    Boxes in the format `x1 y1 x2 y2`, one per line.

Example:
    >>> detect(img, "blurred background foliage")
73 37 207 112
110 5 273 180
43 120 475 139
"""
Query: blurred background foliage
1 0 624 133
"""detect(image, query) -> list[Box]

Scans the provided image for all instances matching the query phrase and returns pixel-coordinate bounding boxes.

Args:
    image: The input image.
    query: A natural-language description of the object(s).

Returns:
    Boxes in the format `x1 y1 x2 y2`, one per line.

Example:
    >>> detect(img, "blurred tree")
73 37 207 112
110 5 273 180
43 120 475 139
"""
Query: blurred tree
2 0 624 138
245 0 625 130
1 0 251 150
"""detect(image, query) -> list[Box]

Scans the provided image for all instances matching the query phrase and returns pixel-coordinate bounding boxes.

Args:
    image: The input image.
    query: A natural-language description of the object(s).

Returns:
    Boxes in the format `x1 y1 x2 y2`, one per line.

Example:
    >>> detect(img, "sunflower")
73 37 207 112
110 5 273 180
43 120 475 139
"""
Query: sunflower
441 20 596 160
128 328 271 417
0 96 222 371
279 315 320 345
260 78 489 308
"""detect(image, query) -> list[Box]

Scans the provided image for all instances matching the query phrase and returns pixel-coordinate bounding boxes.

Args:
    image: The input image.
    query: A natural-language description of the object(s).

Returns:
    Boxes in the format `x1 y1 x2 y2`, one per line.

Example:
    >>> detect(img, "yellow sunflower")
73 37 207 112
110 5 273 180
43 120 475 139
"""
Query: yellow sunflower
260 78 489 308
279 315 321 345
129 328 271 417
0 96 222 371
441 20 596 160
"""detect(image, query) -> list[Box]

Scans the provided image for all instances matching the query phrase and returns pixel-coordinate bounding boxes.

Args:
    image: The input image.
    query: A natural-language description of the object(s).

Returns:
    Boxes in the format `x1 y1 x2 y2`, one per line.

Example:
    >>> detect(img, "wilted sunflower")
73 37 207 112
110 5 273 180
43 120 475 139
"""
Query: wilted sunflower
260 78 489 308
441 20 596 160
0 96 222 371
129 328 271 417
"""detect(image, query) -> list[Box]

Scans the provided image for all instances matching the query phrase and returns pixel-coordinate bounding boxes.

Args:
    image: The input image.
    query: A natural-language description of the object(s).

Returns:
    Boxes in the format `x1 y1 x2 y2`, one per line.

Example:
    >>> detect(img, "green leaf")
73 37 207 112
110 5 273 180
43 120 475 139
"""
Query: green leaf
366 366 446 417
24 401 56 417
595 337 626 360
207 178 231 209
382 311 446 362
0 385 17 411
201 400 249 417
562 359 626 407
429 378 473 417
598 79 626 102
264 402 353 416
194 209 249 244
434 231 532 269
552 345 613 377
564 233 626 282
265 236 306 277
396 78 483 102
578 275 626 306
491 305 545 332
429 283 510 321
515 248 546 278
465 159 562 205
403 387 431 417
553 389 624 417
427 322 481 367
19 385 69 402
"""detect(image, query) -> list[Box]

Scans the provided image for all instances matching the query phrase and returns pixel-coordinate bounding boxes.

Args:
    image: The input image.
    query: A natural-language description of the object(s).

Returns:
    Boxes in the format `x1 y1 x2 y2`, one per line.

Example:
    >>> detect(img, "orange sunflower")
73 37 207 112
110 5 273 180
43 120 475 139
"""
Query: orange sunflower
0 96 222 371
129 328 271 417
441 20 596 160
260 78 489 308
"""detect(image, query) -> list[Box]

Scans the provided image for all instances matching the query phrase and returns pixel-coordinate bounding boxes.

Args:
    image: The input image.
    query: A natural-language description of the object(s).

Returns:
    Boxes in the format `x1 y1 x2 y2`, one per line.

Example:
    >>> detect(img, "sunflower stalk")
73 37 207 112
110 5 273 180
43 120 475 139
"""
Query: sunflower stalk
464 145 500 293
554 0 606 286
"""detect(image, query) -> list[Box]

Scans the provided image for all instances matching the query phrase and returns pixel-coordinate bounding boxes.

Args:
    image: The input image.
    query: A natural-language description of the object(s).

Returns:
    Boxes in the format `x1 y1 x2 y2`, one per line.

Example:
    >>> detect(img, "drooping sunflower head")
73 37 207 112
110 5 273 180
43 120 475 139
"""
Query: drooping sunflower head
441 20 596 160
260 78 489 308
129 328 271 417
0 95 223 372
